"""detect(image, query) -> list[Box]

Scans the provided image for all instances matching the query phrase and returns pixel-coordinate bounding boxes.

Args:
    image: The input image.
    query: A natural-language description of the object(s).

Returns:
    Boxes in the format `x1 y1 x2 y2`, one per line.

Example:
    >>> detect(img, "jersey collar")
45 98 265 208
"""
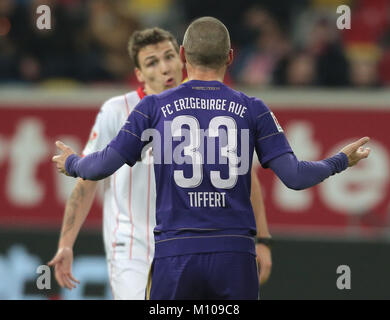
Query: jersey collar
137 86 147 100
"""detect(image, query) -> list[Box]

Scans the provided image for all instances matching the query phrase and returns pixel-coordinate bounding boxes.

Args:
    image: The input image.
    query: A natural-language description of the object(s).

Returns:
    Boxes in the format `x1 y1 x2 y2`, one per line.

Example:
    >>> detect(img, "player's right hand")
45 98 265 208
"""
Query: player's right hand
48 247 80 290
340 136 371 167
52 141 75 176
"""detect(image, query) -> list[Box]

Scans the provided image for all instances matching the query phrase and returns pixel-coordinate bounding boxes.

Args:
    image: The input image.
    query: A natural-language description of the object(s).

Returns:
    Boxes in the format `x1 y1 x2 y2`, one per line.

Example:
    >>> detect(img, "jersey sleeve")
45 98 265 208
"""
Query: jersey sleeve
108 95 154 166
82 101 118 156
252 98 293 167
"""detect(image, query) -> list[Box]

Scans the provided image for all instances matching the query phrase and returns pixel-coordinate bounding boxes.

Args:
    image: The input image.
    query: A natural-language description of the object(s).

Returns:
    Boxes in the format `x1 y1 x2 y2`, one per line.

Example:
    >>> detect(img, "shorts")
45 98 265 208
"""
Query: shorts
107 258 151 300
146 251 259 300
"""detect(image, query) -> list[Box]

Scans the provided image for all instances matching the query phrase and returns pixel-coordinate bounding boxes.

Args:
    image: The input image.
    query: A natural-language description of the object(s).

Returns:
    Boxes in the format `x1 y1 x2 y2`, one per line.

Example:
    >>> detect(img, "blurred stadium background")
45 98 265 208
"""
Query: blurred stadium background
1 0 390 299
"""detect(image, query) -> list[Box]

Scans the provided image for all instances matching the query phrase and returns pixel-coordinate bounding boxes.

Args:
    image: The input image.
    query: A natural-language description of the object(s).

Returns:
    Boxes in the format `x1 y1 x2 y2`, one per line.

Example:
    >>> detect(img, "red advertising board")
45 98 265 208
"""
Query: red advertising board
0 104 389 234
255 107 390 235
0 106 101 228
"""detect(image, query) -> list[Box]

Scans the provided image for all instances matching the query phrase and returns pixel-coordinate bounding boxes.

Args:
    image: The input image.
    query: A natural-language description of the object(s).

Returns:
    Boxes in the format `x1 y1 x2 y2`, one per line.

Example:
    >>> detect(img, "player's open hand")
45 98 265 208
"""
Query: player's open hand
340 137 371 167
52 141 75 176
256 243 272 285
48 247 80 290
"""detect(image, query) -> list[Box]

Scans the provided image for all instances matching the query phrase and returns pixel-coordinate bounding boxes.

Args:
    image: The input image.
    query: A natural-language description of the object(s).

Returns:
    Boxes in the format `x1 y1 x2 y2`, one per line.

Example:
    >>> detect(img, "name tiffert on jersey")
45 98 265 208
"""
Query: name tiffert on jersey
161 98 247 118
188 191 227 208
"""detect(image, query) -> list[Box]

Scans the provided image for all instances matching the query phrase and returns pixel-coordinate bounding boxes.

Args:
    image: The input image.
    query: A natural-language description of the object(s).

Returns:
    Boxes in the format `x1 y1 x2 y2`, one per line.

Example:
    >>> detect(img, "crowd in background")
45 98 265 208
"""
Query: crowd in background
0 0 390 88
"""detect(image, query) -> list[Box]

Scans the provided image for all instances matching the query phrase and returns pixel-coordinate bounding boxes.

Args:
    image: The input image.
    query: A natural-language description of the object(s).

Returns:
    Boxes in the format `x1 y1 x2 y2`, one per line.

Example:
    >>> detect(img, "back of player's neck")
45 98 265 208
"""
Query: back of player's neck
187 66 225 83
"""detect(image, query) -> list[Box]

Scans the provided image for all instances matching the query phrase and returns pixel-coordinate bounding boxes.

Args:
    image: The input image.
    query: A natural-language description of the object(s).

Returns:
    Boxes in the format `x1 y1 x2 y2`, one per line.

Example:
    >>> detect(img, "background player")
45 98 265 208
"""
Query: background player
48 28 182 299
48 27 272 299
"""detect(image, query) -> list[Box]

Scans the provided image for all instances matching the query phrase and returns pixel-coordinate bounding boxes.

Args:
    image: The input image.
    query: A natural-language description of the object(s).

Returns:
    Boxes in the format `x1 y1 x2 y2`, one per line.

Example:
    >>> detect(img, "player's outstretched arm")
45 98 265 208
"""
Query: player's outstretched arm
48 178 98 289
268 137 371 190
52 140 126 180
250 168 272 285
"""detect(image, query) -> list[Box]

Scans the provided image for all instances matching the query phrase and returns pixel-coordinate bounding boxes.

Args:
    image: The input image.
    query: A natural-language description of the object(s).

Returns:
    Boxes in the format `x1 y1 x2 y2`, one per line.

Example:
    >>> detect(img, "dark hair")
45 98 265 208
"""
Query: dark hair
128 27 179 68
183 17 231 69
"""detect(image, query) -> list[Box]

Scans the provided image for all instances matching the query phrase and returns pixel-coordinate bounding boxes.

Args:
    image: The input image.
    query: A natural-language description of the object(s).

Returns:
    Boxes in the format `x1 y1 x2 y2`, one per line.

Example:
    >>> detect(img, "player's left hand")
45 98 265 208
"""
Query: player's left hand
340 136 371 167
52 140 75 175
48 247 80 290
256 243 272 285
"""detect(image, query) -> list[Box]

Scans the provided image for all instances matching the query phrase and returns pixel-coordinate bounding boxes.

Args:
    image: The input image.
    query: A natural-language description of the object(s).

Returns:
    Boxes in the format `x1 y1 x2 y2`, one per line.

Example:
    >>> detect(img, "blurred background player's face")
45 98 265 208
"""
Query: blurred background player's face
135 40 183 95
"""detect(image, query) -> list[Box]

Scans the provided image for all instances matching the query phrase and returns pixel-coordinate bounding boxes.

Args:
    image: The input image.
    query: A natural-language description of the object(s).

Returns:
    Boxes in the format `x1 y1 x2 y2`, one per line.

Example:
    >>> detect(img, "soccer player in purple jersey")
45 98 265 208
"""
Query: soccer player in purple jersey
53 17 370 300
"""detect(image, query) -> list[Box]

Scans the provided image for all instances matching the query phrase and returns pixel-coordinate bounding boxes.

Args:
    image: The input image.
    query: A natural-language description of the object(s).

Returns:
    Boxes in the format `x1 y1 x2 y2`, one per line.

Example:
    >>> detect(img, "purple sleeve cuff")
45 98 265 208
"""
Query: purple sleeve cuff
324 152 349 173
65 154 80 177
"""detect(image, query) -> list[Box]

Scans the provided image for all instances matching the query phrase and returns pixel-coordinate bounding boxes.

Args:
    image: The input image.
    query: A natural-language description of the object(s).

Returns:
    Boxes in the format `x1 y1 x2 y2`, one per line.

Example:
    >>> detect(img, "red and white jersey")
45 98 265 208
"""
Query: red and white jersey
83 88 155 262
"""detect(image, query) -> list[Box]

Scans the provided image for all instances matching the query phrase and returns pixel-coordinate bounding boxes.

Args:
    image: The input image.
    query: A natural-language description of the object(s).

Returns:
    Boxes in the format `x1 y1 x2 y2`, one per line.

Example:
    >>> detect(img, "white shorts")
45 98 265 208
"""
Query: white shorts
107 258 151 300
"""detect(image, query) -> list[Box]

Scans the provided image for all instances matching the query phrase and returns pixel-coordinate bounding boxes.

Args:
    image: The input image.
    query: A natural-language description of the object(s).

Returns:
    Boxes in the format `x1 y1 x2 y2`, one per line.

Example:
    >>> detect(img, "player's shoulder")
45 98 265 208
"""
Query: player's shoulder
231 89 269 115
100 91 140 113
229 87 263 105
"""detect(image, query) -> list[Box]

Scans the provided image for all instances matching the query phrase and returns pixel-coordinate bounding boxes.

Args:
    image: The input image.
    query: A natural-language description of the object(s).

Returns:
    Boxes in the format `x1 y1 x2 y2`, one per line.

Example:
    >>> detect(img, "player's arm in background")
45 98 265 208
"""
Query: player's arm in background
250 168 272 285
48 179 97 289
49 100 118 289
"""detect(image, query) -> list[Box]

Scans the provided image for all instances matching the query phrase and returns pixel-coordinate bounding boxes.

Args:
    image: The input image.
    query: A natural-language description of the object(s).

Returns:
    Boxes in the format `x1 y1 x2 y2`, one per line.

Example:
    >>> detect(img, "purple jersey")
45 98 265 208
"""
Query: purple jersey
109 80 292 258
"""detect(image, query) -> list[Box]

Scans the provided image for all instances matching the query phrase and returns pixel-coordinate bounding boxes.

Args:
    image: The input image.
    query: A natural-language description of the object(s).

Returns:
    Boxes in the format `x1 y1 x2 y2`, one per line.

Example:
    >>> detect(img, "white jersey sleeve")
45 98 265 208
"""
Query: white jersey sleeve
82 96 126 156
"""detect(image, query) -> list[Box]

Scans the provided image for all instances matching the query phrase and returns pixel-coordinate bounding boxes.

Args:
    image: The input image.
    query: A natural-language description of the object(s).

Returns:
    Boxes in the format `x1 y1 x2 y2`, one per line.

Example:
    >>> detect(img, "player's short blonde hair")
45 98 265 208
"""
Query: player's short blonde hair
183 17 231 70
128 28 179 68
